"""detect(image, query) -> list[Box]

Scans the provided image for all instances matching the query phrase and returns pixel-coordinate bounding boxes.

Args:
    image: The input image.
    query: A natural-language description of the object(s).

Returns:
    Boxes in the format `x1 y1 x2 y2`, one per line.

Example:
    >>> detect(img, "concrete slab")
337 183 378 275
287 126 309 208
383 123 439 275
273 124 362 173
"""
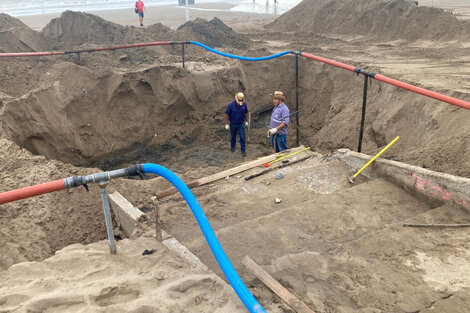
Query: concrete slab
335 148 470 211
108 191 144 238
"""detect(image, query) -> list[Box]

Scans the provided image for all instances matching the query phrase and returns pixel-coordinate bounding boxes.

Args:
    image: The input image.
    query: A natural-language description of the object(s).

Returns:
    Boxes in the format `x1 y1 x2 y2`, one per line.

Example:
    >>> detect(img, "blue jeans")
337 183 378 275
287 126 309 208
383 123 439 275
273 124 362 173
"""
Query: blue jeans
271 134 287 152
230 123 246 153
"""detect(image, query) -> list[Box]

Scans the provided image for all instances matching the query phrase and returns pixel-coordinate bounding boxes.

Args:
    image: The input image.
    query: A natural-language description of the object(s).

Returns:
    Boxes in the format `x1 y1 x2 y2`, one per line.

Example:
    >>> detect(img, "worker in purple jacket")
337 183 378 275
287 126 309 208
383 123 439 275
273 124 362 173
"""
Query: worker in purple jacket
267 90 289 152
225 92 249 156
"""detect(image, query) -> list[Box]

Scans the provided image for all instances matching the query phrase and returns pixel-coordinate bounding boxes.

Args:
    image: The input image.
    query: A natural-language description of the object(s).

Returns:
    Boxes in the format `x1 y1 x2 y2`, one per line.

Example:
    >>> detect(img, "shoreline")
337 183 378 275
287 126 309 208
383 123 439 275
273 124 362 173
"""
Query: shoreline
18 3 277 31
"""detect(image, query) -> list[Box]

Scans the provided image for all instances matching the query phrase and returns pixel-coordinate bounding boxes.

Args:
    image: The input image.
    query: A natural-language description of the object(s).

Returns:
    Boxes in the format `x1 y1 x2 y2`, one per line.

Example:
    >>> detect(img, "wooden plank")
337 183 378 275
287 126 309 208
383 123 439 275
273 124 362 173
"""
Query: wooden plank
155 155 276 199
242 255 316 313
245 155 311 181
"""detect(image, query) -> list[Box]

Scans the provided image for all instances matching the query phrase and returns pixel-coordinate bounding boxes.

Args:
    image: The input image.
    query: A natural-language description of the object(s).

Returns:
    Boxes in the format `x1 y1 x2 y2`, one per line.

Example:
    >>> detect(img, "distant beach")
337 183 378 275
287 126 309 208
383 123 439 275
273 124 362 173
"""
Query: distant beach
19 2 284 31
10 0 302 31
1 0 302 17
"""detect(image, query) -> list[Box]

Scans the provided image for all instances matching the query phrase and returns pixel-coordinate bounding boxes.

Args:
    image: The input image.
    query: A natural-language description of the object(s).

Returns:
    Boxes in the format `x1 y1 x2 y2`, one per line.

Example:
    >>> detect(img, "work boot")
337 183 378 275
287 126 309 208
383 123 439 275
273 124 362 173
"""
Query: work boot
231 148 235 153
242 151 247 157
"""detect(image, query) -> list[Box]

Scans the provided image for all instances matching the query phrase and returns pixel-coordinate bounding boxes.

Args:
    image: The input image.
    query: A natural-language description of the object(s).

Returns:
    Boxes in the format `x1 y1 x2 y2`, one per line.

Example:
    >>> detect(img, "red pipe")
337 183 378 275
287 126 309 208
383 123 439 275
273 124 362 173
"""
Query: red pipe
91 41 172 52
0 179 65 204
301 52 356 72
0 41 172 58
374 74 470 110
300 52 470 110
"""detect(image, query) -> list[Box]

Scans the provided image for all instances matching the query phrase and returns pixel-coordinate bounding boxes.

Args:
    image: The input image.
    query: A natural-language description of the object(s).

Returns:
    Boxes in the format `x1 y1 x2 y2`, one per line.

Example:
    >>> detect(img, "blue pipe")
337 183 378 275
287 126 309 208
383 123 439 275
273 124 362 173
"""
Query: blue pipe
142 164 266 313
190 40 291 61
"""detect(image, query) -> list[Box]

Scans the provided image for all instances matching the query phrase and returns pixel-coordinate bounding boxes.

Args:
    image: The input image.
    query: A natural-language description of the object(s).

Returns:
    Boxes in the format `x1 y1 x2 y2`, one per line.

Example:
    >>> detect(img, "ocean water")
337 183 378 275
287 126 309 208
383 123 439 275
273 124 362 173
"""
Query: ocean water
0 0 302 17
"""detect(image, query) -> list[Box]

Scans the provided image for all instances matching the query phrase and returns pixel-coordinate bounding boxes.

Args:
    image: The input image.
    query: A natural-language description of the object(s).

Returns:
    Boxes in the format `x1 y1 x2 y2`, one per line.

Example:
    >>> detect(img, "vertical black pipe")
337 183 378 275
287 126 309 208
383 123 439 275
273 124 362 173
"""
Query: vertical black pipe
357 75 368 152
295 53 299 147
182 44 185 68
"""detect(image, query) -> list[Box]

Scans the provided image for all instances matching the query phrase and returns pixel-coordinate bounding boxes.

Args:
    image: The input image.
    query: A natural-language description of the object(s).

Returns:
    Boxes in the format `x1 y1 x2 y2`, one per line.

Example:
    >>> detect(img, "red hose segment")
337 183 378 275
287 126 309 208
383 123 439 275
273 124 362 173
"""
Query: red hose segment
300 52 356 72
0 179 65 204
91 41 172 52
374 74 470 110
0 41 172 58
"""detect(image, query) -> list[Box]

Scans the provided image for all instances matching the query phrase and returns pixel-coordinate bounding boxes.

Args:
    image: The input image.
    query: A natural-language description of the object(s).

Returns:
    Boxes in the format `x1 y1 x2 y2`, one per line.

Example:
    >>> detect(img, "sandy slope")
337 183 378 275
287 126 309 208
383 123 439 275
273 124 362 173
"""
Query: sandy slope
0 237 245 312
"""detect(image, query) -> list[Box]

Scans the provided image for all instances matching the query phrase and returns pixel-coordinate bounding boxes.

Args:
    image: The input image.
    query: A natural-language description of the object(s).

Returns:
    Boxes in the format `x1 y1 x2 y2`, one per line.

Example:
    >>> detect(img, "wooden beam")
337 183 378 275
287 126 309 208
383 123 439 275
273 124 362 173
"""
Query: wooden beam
155 155 276 199
245 155 311 181
242 255 316 313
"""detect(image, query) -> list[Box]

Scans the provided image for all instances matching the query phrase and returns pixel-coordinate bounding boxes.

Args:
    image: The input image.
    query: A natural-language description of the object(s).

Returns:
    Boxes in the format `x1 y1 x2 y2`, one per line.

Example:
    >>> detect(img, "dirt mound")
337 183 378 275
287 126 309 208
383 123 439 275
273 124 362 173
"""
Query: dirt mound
0 14 50 52
177 17 250 48
0 13 27 31
270 0 470 41
0 139 107 270
40 12 249 50
0 237 245 312
41 11 175 49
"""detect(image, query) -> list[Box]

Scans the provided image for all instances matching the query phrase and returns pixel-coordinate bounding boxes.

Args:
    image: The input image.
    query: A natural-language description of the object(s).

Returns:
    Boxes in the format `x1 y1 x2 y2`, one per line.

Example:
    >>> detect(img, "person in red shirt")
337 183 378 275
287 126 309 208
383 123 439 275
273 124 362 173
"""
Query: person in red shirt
135 0 146 27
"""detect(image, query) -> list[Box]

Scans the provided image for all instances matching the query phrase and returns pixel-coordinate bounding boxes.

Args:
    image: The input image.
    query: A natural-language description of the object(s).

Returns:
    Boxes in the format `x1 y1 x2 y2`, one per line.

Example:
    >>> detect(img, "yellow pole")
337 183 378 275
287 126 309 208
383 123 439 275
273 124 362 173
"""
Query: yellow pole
268 147 311 165
352 136 399 179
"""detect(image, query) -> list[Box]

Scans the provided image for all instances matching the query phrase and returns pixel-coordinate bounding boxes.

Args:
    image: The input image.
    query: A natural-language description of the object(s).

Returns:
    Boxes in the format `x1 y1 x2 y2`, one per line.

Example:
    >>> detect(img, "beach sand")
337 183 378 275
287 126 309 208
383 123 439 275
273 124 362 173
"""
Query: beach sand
2 0 470 312
19 2 276 31
0 237 246 312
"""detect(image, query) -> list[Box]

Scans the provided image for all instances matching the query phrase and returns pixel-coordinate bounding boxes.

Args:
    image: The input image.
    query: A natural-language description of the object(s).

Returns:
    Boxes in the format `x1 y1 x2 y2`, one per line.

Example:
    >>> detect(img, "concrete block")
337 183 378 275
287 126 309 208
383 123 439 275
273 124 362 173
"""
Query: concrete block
336 149 470 211
108 191 144 238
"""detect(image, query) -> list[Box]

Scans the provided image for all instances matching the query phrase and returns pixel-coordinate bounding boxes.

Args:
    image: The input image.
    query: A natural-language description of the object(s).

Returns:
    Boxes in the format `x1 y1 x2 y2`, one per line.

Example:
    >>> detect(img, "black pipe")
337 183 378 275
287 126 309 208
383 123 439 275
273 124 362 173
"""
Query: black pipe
295 53 299 146
290 118 314 150
357 74 369 152
182 44 185 68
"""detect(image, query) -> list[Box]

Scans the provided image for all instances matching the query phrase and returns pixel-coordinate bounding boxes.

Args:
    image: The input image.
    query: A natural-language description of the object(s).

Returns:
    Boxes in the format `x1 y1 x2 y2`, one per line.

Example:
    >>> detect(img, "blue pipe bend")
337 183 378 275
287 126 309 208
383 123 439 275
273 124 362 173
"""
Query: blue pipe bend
142 164 265 313
190 40 291 61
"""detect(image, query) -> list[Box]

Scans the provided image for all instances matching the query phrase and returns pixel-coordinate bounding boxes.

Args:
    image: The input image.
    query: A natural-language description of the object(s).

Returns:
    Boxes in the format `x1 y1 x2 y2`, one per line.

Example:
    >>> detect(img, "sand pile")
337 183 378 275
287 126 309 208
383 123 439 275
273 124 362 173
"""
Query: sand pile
0 13 28 31
177 17 251 48
0 237 245 312
0 14 50 53
271 0 470 41
40 12 249 51
41 11 175 49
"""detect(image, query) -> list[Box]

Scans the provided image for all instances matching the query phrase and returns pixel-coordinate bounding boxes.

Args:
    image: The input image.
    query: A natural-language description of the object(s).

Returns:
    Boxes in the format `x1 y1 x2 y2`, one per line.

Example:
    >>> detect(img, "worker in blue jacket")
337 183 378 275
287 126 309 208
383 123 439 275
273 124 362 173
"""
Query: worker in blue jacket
225 92 249 157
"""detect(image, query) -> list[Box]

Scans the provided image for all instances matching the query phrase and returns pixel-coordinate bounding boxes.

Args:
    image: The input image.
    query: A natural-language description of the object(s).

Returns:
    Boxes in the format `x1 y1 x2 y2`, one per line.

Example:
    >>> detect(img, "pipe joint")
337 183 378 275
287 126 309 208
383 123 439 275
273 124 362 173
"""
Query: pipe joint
64 176 85 189
125 164 145 177
64 165 143 189
354 67 376 78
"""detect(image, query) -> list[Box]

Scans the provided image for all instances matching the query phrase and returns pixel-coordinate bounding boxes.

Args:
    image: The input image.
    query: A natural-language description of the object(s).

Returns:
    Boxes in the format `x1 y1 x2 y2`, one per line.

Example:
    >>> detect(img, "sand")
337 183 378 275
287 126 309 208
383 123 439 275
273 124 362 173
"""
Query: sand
1 0 470 312
0 237 246 312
